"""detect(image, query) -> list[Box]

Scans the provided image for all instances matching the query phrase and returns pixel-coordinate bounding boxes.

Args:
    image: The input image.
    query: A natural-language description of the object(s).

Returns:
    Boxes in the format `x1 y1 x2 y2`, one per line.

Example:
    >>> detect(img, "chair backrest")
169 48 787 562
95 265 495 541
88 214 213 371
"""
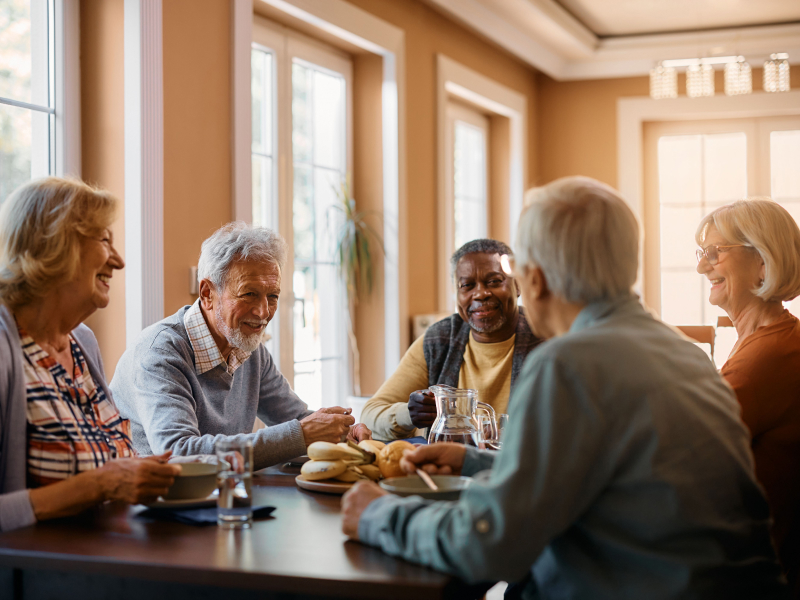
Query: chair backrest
676 325 716 360
717 315 733 328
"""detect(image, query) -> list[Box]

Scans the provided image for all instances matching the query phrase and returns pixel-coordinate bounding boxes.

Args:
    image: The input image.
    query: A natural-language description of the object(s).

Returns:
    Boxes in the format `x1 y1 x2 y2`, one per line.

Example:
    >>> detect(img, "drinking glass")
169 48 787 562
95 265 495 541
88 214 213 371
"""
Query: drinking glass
215 439 253 529
496 414 509 446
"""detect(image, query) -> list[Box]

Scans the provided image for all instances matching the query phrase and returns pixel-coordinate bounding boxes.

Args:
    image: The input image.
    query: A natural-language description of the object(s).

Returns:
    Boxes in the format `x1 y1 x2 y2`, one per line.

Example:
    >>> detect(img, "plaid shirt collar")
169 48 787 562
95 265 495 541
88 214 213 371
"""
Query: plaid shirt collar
183 299 252 376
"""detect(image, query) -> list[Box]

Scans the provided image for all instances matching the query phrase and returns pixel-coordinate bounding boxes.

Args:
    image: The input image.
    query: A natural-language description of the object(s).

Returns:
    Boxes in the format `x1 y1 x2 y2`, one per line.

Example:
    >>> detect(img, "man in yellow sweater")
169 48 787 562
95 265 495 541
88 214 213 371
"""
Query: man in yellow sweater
361 239 542 441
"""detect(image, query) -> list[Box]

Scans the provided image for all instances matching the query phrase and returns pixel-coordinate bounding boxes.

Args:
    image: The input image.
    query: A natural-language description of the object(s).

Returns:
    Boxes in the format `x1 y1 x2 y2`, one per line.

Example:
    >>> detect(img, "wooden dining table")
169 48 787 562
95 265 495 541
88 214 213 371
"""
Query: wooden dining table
0 464 489 600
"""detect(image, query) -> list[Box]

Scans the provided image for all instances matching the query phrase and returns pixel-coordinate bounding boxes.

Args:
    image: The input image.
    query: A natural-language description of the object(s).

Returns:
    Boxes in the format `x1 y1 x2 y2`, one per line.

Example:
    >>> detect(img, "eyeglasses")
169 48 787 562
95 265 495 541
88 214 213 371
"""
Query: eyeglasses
695 244 748 265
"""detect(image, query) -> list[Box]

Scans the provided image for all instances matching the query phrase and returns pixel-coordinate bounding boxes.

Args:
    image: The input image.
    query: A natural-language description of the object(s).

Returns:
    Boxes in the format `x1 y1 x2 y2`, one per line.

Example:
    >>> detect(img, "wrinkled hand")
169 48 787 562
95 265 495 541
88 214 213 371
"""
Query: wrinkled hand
399 443 466 476
301 407 356 445
408 389 437 429
342 480 388 540
96 452 182 504
347 423 372 443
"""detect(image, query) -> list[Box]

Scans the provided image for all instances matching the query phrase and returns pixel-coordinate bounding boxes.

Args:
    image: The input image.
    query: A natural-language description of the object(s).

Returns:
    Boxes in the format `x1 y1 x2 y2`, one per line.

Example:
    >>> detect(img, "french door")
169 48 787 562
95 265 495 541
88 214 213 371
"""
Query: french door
252 18 353 408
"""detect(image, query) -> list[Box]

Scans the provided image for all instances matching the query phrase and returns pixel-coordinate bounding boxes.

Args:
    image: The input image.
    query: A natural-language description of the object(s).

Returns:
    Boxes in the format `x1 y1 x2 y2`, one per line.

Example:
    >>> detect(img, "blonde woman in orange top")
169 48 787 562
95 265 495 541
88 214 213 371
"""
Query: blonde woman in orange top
696 199 800 593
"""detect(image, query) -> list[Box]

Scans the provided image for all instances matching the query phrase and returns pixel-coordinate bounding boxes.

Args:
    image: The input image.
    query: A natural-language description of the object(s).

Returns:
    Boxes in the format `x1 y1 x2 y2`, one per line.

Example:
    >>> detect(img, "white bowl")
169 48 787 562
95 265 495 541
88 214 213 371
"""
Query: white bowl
163 462 218 501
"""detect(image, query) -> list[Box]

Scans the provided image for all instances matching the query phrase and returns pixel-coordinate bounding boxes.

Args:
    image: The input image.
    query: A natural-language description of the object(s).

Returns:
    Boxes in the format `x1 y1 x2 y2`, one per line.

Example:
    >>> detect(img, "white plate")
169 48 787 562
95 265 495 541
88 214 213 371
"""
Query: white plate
145 490 218 509
295 475 354 495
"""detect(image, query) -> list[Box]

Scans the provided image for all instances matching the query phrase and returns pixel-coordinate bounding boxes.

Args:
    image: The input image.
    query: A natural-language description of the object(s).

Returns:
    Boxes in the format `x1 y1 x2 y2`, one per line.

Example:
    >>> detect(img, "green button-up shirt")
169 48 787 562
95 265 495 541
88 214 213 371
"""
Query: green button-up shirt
359 295 788 599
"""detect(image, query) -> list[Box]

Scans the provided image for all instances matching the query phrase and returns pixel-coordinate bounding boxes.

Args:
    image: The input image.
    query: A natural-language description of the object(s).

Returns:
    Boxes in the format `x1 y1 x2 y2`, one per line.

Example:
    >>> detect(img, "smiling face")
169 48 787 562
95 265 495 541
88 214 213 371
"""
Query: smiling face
455 252 519 343
202 259 281 354
696 224 764 317
71 229 125 315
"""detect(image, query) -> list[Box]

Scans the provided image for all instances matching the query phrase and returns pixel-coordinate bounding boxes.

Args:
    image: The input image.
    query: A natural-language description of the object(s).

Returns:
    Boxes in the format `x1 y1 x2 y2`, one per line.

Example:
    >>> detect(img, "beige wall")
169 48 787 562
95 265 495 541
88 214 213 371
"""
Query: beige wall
537 65 800 189
344 0 540 324
80 0 126 380
162 0 232 315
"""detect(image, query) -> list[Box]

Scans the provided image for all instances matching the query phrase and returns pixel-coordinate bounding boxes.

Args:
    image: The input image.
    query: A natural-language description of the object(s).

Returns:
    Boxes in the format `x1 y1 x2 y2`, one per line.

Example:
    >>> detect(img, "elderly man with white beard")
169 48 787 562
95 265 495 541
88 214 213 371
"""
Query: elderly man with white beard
111 223 369 470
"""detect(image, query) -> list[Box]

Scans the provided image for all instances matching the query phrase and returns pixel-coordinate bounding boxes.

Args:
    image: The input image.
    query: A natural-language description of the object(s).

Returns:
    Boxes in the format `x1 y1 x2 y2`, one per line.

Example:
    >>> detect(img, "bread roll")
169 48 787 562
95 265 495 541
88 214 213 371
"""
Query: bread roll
376 440 415 479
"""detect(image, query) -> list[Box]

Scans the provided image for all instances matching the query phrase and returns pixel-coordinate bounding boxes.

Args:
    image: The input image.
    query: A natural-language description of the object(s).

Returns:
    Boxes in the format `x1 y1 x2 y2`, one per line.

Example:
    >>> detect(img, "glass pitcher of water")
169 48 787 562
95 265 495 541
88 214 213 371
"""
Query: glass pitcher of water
427 385 497 447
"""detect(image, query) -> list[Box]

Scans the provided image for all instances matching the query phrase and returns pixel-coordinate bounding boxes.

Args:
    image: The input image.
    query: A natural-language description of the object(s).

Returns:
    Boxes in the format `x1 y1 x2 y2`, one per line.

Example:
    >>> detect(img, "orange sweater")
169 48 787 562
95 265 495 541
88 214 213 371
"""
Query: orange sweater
721 310 800 589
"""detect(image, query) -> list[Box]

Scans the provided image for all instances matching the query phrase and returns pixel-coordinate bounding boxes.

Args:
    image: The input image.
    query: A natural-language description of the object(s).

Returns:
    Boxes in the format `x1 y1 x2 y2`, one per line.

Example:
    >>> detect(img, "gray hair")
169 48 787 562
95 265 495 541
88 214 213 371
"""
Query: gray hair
515 176 639 304
696 199 800 302
450 238 513 278
197 222 287 291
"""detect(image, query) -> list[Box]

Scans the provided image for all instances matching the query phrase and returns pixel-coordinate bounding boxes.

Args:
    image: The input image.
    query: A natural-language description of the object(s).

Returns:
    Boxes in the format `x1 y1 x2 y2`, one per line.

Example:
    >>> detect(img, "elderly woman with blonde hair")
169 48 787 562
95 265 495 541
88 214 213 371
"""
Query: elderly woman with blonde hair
696 199 800 590
0 177 180 532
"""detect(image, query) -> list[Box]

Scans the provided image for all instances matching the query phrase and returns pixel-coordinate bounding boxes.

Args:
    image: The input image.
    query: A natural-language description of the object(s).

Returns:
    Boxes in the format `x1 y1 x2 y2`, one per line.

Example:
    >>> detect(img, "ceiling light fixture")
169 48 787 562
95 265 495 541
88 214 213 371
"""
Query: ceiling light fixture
764 53 791 93
686 61 714 98
650 63 677 99
724 57 752 96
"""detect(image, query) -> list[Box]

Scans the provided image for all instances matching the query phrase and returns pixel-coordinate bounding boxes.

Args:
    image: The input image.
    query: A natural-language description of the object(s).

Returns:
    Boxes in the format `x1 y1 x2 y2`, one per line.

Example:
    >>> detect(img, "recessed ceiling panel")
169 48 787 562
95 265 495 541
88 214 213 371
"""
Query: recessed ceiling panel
555 0 800 37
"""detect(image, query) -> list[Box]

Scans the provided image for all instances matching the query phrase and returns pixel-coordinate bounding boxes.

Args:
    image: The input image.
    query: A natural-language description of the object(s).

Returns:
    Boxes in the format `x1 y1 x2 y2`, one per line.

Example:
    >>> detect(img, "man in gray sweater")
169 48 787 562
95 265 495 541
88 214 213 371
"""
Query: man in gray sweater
111 223 369 470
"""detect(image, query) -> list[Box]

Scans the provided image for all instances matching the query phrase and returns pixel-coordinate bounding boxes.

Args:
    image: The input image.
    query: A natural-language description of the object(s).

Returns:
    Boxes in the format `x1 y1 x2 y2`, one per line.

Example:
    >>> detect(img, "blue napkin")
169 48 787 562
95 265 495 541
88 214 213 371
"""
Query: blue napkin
138 504 276 526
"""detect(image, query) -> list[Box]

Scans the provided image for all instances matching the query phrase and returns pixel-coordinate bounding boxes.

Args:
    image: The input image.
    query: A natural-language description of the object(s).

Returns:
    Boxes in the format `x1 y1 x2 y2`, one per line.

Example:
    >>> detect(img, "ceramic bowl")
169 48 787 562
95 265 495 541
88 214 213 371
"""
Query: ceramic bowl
379 475 472 501
163 462 218 501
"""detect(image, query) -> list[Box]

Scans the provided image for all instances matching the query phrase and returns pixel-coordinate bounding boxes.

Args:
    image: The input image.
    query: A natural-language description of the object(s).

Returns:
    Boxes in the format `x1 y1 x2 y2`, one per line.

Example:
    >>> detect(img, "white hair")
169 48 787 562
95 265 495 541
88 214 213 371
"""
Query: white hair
514 176 639 304
696 199 800 302
197 222 287 291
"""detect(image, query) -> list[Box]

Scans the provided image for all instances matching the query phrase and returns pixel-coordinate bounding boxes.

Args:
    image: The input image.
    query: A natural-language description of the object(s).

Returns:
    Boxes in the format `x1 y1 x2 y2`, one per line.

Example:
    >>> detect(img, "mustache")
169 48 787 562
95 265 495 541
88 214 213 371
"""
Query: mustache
468 301 500 314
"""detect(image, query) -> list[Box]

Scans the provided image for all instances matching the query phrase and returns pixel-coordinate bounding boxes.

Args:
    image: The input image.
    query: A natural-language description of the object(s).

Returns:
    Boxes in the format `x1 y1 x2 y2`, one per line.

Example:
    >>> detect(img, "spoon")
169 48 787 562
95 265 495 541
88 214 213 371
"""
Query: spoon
416 468 439 491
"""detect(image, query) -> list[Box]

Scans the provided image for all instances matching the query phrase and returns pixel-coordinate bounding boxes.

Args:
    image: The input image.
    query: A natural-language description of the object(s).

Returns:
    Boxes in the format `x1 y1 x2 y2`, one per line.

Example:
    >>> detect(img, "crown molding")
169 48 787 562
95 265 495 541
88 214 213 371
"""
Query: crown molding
423 0 800 80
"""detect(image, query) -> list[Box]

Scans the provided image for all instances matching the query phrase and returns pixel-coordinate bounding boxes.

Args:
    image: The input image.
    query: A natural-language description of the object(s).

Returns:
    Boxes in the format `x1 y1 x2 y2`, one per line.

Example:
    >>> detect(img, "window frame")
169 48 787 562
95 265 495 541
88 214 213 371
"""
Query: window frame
0 0 81 196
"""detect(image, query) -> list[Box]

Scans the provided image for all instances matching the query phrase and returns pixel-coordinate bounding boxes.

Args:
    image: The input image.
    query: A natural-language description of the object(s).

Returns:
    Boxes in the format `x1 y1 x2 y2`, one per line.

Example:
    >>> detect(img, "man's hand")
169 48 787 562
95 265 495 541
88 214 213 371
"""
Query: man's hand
301 407 356 445
399 443 466 476
96 452 182 504
347 423 372 443
341 480 388 540
408 389 437 429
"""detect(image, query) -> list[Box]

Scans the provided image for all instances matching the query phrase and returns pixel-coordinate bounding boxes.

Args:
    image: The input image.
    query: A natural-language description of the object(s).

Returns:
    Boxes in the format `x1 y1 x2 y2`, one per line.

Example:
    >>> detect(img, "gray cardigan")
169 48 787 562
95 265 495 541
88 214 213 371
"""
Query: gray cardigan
0 304 113 532
111 306 313 470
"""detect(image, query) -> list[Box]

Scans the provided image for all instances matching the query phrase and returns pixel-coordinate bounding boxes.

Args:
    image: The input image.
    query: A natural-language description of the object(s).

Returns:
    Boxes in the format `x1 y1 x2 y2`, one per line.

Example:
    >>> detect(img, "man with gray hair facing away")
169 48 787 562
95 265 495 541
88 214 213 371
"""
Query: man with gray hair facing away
361 239 541 441
343 177 788 599
112 223 370 470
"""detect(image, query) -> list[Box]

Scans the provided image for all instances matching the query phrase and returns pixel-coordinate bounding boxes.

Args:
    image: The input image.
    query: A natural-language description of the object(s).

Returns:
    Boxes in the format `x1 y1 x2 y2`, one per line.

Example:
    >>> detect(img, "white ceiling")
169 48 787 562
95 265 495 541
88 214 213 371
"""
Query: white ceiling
556 0 800 37
423 0 800 80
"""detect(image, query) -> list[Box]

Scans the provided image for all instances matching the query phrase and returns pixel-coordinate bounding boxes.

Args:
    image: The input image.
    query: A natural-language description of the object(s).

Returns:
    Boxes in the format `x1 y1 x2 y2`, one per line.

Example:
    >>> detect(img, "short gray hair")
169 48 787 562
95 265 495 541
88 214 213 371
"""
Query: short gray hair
696 199 800 302
515 176 639 304
450 238 513 278
197 222 287 291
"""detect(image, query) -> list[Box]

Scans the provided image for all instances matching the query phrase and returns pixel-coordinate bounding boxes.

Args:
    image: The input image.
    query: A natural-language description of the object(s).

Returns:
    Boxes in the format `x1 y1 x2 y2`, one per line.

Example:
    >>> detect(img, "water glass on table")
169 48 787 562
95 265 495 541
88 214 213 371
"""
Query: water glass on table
215 439 253 529
481 413 509 450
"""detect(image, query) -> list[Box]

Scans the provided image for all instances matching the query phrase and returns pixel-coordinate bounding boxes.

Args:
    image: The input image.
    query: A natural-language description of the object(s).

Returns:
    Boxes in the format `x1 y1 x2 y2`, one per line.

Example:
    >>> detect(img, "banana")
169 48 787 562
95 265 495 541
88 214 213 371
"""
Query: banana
358 440 385 454
307 441 363 461
335 466 368 482
300 459 347 481
357 463 382 481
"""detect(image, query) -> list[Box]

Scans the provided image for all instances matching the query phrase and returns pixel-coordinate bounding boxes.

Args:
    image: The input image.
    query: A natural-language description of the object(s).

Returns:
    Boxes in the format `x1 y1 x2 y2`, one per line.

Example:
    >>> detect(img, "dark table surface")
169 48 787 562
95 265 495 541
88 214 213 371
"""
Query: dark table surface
0 464 485 600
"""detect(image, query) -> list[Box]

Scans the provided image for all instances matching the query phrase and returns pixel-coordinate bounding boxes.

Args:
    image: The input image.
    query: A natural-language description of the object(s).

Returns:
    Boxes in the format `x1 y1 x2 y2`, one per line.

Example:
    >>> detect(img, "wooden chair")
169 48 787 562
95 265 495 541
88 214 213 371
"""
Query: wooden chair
676 325 716 360
717 315 733 328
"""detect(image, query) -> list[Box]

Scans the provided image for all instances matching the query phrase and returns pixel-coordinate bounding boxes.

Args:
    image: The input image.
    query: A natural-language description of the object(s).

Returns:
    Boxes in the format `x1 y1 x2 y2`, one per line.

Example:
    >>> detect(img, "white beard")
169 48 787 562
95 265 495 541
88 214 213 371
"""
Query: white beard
215 306 270 353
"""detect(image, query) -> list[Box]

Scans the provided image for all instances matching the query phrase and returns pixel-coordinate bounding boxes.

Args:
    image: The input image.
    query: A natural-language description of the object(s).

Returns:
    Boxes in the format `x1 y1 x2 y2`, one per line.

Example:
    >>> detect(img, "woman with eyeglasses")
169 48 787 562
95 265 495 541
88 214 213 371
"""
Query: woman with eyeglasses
0 177 181 532
696 199 800 592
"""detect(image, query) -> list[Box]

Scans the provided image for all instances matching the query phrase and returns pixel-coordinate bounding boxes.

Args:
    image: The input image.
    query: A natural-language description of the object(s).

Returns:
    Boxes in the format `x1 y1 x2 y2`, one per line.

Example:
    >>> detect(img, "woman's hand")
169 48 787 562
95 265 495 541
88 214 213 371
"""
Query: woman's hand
399 443 466 476
96 452 182 504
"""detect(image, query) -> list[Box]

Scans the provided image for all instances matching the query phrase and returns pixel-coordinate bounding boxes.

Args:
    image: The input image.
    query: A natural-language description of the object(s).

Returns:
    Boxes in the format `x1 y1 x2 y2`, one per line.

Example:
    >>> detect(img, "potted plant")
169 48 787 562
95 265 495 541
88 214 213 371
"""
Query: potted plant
330 178 384 400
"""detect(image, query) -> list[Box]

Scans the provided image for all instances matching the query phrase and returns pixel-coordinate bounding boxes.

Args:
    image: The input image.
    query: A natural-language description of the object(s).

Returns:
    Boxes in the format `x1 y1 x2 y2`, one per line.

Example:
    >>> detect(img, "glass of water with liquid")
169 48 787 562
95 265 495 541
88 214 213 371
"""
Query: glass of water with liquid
215 439 253 529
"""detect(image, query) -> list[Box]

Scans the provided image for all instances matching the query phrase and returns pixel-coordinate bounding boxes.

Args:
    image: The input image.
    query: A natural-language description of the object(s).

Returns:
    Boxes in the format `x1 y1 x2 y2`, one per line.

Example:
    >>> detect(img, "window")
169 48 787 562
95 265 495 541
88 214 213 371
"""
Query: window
449 103 489 251
252 19 352 409
441 101 490 306
0 0 55 203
